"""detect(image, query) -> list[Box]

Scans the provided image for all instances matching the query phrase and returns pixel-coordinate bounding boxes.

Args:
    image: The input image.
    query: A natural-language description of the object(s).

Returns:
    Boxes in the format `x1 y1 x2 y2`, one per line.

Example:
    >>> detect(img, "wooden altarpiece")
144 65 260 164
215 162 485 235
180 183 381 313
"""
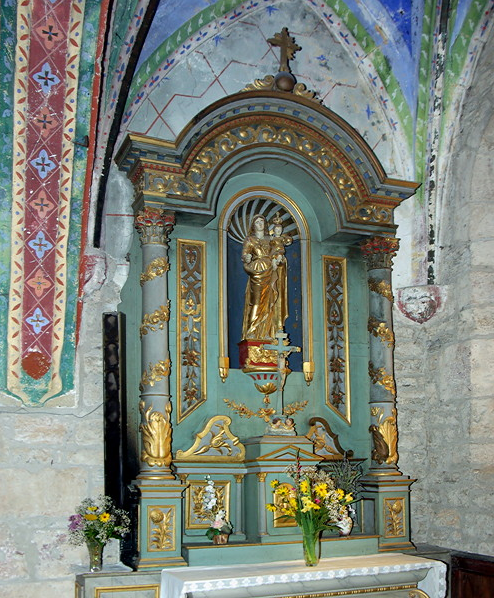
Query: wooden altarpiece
115 71 419 571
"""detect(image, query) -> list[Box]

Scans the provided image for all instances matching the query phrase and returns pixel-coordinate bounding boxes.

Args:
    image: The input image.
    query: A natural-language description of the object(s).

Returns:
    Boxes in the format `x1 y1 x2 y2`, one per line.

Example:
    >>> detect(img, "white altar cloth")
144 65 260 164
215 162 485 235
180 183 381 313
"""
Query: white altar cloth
160 553 446 598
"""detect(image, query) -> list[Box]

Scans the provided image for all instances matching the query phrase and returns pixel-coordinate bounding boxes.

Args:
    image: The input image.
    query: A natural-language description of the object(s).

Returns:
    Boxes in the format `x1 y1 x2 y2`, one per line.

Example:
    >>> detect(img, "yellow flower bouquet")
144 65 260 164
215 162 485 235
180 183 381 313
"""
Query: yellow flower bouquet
266 461 354 565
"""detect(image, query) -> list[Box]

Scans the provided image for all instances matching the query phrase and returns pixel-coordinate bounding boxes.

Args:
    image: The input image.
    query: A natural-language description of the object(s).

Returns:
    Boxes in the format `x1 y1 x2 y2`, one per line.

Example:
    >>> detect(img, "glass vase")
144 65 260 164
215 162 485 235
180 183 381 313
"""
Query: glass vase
302 530 320 566
86 539 105 572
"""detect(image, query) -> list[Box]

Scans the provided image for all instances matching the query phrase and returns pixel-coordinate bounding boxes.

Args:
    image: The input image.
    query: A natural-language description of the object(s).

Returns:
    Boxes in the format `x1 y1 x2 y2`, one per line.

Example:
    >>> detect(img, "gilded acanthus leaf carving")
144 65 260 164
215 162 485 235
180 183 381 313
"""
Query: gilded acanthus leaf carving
139 400 172 468
369 407 398 465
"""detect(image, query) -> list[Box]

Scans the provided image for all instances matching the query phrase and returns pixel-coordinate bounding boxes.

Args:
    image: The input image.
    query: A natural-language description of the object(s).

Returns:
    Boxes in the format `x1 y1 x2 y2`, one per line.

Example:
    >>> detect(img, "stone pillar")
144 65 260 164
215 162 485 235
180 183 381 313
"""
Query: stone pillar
133 206 186 569
135 206 175 481
359 236 415 551
360 236 400 476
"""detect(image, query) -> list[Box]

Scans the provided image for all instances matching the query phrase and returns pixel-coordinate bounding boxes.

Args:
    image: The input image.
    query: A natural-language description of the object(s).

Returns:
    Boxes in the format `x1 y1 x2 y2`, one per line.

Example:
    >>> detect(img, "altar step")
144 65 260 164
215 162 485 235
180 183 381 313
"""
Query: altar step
183 534 379 566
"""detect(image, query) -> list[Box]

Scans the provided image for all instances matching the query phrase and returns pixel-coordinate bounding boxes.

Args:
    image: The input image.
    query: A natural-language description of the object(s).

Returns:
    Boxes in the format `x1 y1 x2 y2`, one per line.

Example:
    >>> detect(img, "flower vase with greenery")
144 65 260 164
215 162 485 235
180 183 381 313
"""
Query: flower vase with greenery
266 457 354 565
202 476 233 543
68 495 130 572
324 455 364 535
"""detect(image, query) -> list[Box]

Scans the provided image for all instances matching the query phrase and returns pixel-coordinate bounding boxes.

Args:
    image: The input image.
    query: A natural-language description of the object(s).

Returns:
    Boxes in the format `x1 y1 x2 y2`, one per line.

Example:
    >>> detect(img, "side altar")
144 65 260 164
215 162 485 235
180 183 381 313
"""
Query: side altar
112 29 422 577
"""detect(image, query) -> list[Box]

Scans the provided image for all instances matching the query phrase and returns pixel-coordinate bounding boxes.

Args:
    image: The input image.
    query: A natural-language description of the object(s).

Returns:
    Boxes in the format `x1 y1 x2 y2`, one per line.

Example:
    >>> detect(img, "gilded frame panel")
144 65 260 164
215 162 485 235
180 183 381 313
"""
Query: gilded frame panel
176 239 206 423
185 479 231 529
147 505 176 552
323 255 351 424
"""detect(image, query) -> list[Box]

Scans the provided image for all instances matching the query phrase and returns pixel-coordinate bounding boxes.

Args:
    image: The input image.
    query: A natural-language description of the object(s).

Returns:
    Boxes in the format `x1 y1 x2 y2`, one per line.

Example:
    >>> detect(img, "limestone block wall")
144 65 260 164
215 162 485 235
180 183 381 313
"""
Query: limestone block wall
0 256 124 596
394 39 494 556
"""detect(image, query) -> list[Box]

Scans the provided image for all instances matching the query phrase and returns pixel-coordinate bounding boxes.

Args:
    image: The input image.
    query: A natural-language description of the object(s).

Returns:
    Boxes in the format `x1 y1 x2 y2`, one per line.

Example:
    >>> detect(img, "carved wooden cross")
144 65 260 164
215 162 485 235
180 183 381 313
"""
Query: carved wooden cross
267 28 301 73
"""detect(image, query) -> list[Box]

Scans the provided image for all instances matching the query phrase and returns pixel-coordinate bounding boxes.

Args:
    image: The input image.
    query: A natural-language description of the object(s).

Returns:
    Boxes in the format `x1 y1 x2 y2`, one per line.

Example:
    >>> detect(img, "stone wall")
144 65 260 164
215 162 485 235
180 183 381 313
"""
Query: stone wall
394 35 494 556
0 255 124 596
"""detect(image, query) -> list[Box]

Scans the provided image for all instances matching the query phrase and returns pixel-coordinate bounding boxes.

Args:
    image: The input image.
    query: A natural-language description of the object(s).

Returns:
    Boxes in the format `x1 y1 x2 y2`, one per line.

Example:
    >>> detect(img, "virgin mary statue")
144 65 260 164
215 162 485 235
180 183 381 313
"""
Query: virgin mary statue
241 214 281 341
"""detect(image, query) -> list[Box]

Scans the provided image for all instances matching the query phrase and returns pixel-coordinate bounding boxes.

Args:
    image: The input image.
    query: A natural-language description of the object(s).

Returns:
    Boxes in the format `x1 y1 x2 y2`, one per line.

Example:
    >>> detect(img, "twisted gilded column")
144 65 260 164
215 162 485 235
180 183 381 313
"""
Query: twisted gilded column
360 236 400 476
135 207 176 480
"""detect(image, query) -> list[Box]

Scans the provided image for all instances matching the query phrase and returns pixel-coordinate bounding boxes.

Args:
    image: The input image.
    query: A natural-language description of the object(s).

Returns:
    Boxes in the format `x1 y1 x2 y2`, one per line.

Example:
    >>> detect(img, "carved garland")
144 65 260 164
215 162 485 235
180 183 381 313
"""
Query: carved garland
140 303 170 338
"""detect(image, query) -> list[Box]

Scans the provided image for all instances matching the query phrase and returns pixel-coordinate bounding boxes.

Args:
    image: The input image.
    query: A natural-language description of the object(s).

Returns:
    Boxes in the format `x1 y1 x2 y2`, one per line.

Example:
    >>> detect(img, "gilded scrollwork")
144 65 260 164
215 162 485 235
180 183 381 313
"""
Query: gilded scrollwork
175 415 246 462
140 303 170 337
368 317 395 347
384 498 405 538
369 407 398 465
139 400 172 468
140 359 171 389
306 417 352 459
368 277 394 302
138 122 393 227
149 507 174 551
140 257 170 286
368 362 396 397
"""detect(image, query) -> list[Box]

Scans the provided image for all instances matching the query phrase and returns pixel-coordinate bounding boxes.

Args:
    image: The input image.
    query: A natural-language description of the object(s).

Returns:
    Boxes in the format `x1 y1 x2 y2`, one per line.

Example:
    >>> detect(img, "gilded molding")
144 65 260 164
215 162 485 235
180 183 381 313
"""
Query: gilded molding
369 407 398 465
323 256 350 424
175 415 245 462
186 480 230 529
234 474 245 483
360 236 399 269
140 257 170 286
148 506 175 551
368 317 395 347
140 303 170 338
368 362 396 397
140 401 172 468
384 498 405 538
177 240 206 422
140 359 171 388
257 472 268 482
368 277 394 302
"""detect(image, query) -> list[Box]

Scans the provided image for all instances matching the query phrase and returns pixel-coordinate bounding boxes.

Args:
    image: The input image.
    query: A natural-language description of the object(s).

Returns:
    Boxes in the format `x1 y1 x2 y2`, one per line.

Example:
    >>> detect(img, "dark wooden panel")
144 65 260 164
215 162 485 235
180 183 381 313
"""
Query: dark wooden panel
451 552 494 598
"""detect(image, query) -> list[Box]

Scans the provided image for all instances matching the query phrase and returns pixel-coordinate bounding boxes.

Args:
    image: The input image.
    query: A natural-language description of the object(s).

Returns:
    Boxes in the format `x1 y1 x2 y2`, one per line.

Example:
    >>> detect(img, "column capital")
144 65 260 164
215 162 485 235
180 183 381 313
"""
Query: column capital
135 206 175 245
359 236 399 270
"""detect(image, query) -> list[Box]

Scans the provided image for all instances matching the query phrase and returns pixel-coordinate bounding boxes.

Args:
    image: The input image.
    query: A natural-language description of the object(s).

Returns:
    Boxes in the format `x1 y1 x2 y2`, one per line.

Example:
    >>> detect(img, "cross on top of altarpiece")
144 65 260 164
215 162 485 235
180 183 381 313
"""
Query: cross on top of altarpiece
267 27 301 73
